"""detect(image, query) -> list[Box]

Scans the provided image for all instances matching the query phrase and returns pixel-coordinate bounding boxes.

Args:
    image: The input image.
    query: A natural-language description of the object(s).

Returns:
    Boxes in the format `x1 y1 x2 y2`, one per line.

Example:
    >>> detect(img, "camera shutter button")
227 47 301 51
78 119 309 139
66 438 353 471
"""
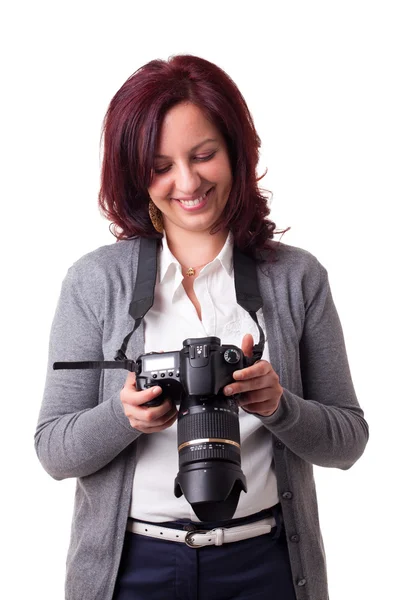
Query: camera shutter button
224 349 241 364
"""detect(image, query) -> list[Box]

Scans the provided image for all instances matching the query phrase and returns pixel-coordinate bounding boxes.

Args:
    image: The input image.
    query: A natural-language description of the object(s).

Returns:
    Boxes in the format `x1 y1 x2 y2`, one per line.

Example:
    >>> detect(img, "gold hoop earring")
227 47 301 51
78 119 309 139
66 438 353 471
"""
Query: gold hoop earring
149 200 164 233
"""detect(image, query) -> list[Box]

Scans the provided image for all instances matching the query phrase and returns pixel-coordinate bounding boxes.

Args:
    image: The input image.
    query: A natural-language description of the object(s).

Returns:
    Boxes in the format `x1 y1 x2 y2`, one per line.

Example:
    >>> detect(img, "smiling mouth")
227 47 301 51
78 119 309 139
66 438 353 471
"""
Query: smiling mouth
175 187 214 207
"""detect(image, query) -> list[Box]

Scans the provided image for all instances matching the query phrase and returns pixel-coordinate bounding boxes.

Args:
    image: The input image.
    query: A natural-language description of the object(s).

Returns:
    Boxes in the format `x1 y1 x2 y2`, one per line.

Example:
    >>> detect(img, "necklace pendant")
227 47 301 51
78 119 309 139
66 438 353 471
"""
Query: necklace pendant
186 267 195 277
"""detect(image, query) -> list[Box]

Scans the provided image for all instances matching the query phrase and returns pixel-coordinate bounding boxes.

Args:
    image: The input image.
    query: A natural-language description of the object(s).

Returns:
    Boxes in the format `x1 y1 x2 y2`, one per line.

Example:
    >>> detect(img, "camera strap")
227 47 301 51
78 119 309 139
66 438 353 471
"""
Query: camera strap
114 237 158 361
233 246 265 361
54 236 265 372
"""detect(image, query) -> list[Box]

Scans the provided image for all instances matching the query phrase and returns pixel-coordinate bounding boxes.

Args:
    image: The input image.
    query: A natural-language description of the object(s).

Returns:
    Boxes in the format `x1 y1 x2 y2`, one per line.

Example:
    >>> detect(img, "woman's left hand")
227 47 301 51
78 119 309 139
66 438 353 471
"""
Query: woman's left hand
223 334 283 417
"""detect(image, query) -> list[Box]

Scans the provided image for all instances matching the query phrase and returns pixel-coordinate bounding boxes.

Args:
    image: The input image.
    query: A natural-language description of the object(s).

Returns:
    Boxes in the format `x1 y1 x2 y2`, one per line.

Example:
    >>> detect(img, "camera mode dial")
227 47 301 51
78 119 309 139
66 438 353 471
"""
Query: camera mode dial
223 348 241 364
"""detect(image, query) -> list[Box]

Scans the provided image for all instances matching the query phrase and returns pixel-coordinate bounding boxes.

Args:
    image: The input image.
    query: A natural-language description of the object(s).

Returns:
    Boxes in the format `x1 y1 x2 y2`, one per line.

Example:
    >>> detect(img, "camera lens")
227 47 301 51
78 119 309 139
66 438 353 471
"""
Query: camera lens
177 399 240 465
174 395 246 521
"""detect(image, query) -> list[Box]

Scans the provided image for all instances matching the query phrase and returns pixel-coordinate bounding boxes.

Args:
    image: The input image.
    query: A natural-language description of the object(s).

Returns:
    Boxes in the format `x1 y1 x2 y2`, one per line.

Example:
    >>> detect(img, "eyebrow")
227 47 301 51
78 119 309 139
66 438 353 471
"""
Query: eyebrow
154 138 218 159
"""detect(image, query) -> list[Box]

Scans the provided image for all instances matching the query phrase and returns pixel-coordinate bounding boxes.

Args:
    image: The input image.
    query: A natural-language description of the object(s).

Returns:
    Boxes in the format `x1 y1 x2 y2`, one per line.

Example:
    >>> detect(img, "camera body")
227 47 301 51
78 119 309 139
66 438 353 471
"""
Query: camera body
135 336 248 406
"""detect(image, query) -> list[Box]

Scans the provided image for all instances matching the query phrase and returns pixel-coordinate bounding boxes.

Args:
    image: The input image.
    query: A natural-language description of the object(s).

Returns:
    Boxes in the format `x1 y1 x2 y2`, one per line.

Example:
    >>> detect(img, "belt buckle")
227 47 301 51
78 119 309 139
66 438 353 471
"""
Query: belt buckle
184 529 210 548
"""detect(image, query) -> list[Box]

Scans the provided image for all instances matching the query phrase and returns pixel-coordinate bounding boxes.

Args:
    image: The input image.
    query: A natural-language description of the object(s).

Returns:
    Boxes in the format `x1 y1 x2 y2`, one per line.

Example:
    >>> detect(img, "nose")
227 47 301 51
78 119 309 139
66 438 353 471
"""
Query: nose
174 162 202 195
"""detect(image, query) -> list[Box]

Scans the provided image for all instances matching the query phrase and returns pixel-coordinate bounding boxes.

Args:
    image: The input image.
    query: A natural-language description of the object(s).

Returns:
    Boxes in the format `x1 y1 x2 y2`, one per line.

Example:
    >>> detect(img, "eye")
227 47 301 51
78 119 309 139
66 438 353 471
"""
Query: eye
154 165 171 175
196 152 216 162
154 152 217 175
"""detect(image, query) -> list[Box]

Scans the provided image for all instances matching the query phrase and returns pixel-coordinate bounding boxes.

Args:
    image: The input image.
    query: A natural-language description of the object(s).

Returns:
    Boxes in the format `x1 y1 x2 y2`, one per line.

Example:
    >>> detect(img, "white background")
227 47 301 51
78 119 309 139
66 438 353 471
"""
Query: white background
1 1 400 598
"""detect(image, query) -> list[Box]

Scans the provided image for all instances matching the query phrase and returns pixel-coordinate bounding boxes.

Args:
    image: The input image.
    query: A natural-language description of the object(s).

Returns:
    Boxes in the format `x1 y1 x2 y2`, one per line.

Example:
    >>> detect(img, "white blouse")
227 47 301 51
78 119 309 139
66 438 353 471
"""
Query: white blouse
130 232 279 522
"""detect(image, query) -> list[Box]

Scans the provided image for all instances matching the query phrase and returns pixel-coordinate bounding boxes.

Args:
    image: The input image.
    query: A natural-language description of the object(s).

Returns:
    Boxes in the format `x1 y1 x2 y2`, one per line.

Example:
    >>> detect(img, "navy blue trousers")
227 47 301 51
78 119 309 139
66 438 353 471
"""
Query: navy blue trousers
112 506 297 600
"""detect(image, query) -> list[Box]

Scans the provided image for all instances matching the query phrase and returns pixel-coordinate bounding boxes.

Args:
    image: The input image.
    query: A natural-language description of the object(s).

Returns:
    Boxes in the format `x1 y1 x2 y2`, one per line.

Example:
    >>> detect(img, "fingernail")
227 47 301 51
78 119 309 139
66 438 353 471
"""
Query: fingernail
225 386 233 395
153 386 161 395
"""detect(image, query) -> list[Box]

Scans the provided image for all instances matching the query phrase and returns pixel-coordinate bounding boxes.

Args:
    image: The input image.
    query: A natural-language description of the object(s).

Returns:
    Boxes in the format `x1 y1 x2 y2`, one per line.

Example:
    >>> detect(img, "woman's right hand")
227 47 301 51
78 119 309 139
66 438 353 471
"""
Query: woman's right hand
120 371 178 433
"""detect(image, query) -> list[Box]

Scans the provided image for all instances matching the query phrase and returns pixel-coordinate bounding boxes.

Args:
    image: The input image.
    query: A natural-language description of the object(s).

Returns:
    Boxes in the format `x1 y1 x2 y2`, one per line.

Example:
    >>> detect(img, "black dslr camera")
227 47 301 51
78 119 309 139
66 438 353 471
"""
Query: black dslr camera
135 336 253 521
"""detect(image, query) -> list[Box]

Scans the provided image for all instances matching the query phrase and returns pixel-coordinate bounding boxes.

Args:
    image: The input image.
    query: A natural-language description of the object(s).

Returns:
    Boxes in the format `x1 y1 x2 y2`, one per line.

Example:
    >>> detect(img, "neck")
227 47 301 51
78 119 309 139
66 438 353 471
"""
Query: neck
164 227 229 268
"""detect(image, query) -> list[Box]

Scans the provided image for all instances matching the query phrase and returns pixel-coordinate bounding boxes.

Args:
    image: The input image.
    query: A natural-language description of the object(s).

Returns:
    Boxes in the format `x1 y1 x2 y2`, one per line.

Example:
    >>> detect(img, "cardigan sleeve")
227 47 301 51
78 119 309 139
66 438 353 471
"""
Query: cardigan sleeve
34 262 141 480
259 259 369 469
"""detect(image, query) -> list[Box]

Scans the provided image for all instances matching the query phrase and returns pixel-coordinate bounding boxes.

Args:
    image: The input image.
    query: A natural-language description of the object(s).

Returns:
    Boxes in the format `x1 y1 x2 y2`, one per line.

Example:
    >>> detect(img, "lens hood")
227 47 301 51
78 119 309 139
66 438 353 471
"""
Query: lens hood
174 461 247 521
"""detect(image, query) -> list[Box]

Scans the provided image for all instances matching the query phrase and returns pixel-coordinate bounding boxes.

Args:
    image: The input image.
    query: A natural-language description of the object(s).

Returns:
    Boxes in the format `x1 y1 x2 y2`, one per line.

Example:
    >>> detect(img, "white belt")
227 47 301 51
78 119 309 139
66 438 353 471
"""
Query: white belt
126 516 276 548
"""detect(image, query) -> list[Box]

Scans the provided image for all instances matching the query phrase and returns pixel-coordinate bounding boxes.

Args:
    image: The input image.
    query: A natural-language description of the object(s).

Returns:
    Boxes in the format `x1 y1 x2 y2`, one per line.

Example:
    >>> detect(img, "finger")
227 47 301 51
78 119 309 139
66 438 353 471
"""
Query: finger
129 403 178 430
122 384 162 407
135 401 176 422
238 388 276 406
233 360 273 381
240 401 274 416
150 405 178 426
124 371 137 388
241 333 254 358
224 375 274 396
138 411 178 434
134 397 173 420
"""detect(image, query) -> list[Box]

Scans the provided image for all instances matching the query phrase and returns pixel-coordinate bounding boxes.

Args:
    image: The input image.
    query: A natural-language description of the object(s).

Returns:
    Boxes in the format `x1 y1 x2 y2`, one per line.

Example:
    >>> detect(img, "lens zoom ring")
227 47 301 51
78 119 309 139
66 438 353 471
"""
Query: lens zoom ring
177 410 240 446
179 444 240 466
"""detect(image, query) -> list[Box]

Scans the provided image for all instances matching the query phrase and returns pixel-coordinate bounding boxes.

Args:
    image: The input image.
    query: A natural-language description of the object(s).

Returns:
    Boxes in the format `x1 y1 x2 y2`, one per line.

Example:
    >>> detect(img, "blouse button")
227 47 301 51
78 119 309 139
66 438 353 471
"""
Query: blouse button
282 491 293 500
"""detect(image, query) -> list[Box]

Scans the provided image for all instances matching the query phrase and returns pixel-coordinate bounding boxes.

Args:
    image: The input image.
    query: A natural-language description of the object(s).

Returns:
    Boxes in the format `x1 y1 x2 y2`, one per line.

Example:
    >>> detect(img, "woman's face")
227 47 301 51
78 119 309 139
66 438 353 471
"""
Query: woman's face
147 102 233 238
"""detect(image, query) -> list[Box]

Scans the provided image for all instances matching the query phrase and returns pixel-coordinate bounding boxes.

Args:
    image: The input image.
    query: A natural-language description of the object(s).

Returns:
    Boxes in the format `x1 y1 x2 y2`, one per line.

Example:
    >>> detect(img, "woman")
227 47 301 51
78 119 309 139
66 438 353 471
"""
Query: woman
35 54 369 600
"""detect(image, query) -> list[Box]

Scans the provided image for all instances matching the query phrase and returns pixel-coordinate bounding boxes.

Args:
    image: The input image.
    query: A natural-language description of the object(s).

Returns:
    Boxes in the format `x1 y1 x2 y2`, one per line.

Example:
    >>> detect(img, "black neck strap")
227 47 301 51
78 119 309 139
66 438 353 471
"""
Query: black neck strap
114 237 158 361
54 237 265 372
233 245 265 359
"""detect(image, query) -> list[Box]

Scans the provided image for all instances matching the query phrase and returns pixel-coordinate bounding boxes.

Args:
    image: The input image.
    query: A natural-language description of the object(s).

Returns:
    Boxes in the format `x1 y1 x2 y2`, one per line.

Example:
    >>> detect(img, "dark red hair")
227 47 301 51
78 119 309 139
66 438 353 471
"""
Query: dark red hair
98 54 283 255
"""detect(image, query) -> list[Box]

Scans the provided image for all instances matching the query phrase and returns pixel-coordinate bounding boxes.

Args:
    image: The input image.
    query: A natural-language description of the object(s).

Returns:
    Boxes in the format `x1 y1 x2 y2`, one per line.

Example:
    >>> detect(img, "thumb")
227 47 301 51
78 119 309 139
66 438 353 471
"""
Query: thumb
241 333 254 358
125 370 137 388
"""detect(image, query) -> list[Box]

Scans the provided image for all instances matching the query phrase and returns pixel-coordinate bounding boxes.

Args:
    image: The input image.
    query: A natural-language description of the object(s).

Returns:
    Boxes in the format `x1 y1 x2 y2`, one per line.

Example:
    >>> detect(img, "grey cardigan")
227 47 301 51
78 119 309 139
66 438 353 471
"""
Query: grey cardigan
35 237 369 600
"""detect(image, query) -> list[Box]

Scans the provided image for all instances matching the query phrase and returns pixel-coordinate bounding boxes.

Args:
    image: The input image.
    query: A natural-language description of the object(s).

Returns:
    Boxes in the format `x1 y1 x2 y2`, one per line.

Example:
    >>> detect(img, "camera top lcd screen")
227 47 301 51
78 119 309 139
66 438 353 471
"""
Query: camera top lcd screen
143 355 175 371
